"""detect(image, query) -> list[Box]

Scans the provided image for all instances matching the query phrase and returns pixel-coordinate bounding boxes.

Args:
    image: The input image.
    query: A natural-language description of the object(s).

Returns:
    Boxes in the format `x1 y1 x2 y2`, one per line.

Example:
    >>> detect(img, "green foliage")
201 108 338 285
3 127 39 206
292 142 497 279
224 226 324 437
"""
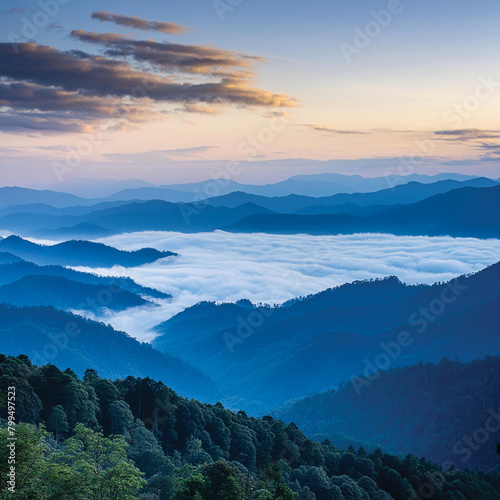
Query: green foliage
48 423 146 499
1 354 500 500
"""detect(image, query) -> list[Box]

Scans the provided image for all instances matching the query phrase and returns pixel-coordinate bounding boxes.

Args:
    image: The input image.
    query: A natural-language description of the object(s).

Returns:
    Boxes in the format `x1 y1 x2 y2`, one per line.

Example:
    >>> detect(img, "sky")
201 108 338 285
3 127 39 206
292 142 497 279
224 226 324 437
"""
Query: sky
1 0 499 185
57 230 500 342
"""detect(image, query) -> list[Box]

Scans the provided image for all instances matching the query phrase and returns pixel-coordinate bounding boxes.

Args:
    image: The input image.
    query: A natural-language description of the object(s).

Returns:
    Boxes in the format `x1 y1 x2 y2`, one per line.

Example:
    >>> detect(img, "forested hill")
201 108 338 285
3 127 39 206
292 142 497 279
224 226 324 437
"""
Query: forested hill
0 304 219 403
0 235 176 267
1 354 500 499
276 356 500 475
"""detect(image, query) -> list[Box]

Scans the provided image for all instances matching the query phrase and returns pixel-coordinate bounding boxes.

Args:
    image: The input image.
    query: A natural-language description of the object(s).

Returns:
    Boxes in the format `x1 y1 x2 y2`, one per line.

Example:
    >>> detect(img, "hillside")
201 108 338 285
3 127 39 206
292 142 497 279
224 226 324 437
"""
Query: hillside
0 259 171 298
0 304 219 402
276 356 500 474
153 263 500 412
0 235 176 267
0 275 152 312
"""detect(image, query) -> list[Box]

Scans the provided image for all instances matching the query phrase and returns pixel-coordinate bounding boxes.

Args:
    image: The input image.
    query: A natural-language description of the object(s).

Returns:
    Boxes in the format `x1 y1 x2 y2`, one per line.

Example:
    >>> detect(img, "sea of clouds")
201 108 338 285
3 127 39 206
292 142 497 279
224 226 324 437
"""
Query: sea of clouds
67 231 500 342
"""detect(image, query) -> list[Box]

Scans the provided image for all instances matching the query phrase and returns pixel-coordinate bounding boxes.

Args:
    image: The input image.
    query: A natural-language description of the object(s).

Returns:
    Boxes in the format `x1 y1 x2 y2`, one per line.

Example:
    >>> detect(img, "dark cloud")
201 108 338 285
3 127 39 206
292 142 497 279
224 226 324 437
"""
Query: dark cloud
70 30 261 76
433 129 500 141
0 81 159 132
0 112 92 133
91 11 187 34
0 35 296 133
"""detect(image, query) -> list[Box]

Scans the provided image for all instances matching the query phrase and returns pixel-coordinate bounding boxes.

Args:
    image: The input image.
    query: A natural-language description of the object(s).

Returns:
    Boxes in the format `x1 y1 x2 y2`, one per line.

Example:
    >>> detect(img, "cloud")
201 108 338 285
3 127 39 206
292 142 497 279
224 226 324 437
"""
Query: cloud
475 142 500 151
433 129 500 141
91 11 187 34
305 124 369 134
70 30 263 76
0 81 159 133
47 23 63 30
52 231 500 342
102 146 218 162
0 18 296 133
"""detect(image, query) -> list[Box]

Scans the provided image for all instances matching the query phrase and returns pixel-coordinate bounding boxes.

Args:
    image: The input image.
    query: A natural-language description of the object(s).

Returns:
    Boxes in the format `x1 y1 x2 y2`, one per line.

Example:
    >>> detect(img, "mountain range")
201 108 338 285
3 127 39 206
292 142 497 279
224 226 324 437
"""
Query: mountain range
152 262 500 412
225 185 500 238
28 172 479 199
2 181 499 239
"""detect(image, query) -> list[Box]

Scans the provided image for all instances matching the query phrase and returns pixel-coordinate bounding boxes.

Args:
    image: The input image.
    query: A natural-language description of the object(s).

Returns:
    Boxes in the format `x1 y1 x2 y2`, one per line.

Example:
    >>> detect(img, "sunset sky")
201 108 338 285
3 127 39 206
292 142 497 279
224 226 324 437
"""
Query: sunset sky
1 0 499 185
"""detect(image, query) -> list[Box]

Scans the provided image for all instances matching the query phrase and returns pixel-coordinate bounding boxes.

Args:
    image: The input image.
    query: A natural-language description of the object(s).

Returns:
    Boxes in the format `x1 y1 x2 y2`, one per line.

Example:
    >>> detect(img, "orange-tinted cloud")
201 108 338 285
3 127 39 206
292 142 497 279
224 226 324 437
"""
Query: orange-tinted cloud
91 11 187 34
0 22 297 133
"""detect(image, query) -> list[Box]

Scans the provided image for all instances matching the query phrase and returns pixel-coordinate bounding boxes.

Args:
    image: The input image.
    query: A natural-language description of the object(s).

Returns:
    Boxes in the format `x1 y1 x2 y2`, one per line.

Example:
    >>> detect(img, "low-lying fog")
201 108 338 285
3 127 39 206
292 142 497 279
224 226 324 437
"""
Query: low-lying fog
65 231 500 342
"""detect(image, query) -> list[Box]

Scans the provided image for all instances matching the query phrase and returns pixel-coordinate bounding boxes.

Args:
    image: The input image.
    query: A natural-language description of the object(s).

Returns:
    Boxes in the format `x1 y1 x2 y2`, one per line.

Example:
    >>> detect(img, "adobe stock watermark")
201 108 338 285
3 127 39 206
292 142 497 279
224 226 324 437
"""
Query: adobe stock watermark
223 305 274 353
180 113 290 224
29 282 123 366
51 75 158 182
213 0 244 21
340 0 407 63
222 241 336 354
384 73 500 188
5 386 17 494
350 277 467 395
443 75 500 128
7 0 69 50
416 407 500 499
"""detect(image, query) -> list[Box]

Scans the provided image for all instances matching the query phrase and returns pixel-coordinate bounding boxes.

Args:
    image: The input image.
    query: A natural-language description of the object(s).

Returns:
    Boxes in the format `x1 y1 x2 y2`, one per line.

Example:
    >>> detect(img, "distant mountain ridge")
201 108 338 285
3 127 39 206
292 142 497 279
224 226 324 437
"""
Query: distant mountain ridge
2 183 499 239
225 185 500 238
204 177 497 213
0 235 176 267
27 171 479 199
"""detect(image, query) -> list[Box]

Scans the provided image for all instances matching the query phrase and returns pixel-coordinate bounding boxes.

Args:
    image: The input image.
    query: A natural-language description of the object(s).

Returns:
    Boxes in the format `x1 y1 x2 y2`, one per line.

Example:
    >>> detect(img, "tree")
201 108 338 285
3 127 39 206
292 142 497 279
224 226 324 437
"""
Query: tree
108 400 134 437
127 420 167 478
63 381 99 431
0 423 49 499
48 423 146 499
46 405 69 443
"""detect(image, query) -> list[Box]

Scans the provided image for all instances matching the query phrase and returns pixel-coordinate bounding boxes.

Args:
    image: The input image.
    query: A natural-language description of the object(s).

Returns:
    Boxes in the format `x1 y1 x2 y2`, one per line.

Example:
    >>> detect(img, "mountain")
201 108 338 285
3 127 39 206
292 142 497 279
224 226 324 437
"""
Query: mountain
205 178 497 213
0 199 278 236
0 186 87 208
0 275 152 312
160 172 479 197
2 200 140 217
30 177 156 198
0 259 171 299
4 184 498 239
0 304 219 402
107 186 198 203
29 223 117 240
225 185 500 238
25 172 481 202
77 200 277 233
0 235 176 267
0 251 23 265
152 263 500 412
276 356 500 473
